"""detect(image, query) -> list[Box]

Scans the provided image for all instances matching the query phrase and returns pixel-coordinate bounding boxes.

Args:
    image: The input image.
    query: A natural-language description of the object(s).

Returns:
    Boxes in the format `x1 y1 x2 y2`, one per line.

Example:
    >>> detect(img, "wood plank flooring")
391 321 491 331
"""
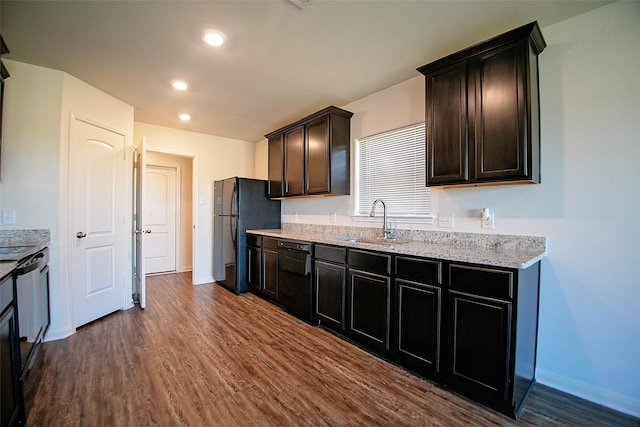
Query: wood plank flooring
28 273 638 426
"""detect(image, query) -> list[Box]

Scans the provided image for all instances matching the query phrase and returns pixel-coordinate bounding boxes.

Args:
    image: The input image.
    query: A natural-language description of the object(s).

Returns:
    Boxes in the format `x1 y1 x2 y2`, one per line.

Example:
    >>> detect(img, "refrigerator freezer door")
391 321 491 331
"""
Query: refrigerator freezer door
213 180 223 217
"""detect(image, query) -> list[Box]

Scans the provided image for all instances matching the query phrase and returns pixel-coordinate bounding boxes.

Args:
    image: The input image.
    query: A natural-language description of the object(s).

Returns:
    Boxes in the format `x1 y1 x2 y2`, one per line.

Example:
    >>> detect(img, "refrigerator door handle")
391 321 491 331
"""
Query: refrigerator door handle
230 182 237 249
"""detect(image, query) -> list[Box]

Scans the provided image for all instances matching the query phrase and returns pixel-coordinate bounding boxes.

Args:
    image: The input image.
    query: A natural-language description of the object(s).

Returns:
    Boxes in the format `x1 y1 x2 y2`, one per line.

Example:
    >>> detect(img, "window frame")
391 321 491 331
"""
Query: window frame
352 122 435 225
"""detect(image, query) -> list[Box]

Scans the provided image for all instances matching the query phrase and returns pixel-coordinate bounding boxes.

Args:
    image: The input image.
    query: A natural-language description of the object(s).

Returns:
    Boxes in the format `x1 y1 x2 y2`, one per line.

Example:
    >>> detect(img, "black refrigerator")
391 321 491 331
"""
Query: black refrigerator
213 177 281 293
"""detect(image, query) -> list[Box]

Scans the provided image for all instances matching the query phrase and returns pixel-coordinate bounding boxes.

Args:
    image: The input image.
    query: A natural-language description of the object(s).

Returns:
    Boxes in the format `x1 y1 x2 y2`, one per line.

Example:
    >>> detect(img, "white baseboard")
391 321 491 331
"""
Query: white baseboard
536 369 640 418
192 275 214 285
43 325 76 342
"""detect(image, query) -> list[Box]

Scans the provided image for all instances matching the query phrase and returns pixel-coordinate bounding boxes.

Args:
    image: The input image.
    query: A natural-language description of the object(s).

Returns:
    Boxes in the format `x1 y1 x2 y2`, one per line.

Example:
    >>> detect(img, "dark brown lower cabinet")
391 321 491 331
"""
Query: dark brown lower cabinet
448 291 511 400
347 269 391 353
247 235 279 303
247 244 261 292
395 280 442 377
248 234 541 419
315 261 346 331
314 245 347 331
393 256 443 377
0 274 21 426
262 247 279 301
445 263 540 417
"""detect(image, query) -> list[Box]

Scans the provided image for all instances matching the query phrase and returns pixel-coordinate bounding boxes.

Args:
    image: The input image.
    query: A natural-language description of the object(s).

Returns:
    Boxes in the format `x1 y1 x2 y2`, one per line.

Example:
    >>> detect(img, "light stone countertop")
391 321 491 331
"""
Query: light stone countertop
0 229 51 280
247 224 547 270
0 262 17 281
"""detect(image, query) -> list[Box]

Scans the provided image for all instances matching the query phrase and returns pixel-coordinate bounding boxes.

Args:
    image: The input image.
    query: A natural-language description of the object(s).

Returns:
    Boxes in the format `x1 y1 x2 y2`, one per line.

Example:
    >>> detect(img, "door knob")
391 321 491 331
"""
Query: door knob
76 231 87 238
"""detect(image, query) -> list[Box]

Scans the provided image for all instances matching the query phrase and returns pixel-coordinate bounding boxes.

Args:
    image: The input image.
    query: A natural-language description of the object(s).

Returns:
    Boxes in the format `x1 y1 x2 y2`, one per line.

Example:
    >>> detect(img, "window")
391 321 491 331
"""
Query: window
355 122 431 218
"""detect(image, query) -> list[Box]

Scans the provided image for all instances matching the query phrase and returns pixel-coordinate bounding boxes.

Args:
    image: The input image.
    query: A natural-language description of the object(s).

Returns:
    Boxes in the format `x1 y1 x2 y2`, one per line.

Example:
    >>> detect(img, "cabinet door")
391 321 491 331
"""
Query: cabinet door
448 290 512 402
471 40 529 182
247 246 262 291
305 115 330 194
315 260 346 331
425 60 469 185
262 248 279 300
0 305 20 427
395 280 441 376
284 125 305 196
267 135 284 198
347 269 391 353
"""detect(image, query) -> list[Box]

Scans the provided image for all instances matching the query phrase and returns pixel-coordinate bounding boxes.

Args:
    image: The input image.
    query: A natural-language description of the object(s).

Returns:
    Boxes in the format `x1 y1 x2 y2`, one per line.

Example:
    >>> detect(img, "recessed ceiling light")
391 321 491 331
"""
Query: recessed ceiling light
171 80 189 91
202 29 226 47
178 113 191 121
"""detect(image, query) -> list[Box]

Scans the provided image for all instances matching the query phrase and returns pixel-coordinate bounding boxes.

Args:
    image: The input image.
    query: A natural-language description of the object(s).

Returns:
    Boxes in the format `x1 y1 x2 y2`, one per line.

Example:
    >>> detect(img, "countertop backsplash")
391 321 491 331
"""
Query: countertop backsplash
281 223 546 252
0 229 51 245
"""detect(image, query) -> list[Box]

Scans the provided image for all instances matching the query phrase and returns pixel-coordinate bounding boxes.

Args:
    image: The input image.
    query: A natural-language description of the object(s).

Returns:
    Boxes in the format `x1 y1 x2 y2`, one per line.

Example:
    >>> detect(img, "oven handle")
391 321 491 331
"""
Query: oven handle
14 256 40 276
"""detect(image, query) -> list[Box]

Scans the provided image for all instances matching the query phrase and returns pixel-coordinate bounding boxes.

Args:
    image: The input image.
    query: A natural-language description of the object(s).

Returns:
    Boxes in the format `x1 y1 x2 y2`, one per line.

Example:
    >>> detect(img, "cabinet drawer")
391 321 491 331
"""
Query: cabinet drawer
348 250 391 276
395 256 441 285
449 264 513 300
247 234 262 247
263 237 279 249
315 245 346 264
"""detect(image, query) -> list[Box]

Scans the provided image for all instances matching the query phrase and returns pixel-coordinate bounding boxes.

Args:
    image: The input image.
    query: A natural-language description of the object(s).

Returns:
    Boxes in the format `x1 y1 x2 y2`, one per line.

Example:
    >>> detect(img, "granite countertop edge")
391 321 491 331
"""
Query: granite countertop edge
247 228 546 270
0 229 51 280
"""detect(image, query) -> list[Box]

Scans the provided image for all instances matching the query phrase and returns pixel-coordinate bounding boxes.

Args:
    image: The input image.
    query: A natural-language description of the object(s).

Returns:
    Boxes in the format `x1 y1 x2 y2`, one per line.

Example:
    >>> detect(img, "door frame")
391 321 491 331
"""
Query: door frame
144 148 198 283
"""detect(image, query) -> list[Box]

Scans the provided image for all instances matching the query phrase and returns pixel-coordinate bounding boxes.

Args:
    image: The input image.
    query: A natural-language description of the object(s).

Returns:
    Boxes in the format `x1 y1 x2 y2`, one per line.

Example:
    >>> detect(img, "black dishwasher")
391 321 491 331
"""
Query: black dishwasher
278 240 313 321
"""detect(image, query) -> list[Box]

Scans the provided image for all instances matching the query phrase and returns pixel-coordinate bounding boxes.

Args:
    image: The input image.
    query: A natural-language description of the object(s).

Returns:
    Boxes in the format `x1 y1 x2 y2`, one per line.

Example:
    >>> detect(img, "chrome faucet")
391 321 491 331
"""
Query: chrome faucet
369 199 393 239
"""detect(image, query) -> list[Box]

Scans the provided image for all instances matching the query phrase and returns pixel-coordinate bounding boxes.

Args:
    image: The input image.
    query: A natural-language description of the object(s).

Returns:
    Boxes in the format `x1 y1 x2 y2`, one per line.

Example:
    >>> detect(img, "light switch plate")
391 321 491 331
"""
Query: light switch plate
2 209 16 225
438 213 454 228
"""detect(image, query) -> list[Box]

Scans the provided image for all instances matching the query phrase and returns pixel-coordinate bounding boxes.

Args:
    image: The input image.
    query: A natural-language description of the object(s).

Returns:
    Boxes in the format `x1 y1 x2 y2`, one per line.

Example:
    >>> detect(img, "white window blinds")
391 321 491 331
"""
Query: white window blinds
355 122 431 216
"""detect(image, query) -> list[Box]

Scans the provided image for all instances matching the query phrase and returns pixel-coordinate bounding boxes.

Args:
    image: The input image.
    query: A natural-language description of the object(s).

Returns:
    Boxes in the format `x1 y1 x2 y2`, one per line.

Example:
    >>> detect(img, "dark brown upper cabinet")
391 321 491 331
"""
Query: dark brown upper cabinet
267 135 284 198
265 106 353 198
1 35 10 179
418 22 546 187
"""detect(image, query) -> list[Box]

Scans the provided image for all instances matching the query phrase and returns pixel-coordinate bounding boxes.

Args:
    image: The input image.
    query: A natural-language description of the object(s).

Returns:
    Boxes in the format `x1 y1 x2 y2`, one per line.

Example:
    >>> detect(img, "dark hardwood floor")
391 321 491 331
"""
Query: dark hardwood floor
28 273 638 426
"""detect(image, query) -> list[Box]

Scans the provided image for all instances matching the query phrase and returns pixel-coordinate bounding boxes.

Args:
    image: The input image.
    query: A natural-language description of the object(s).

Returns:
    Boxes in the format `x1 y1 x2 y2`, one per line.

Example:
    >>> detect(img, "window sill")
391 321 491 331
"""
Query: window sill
351 215 435 225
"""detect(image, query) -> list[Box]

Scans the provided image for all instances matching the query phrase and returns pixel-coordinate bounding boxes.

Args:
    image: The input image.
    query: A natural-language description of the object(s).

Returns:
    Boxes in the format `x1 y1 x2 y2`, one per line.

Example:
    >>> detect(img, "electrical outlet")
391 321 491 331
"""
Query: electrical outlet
330 213 337 224
438 213 454 228
482 212 495 229
293 212 299 222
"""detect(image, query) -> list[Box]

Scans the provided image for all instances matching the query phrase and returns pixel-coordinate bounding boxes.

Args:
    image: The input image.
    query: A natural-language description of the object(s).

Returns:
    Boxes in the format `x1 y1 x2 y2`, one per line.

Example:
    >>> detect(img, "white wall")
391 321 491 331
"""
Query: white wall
1 60 135 340
261 2 640 416
134 122 256 284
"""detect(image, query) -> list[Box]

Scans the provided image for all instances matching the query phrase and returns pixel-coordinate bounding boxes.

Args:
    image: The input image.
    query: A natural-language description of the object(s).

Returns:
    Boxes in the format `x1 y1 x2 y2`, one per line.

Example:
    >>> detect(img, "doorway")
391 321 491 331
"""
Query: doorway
145 151 194 275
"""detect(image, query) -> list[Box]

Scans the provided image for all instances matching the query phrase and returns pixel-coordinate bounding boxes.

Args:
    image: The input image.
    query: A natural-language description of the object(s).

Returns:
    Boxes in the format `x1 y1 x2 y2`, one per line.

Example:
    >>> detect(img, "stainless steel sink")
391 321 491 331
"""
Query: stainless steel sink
334 236 409 245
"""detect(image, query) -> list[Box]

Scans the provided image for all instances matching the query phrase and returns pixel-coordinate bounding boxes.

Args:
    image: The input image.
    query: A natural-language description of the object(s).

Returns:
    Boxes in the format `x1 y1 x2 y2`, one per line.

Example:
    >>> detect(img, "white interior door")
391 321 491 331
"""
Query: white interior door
134 137 147 308
72 116 127 328
145 165 177 274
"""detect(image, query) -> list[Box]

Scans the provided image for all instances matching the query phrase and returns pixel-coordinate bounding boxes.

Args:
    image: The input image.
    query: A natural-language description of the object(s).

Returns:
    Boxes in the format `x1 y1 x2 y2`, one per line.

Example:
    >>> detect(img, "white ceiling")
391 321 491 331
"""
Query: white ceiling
1 0 610 143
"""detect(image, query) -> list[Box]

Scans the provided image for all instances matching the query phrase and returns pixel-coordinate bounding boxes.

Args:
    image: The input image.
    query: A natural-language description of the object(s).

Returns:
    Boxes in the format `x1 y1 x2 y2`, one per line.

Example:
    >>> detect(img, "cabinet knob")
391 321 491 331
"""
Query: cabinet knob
76 232 87 238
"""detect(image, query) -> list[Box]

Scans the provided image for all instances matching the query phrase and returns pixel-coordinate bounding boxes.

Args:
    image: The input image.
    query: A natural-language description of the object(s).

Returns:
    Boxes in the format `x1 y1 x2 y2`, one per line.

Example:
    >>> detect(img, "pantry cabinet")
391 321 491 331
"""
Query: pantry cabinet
266 106 352 198
418 22 546 187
